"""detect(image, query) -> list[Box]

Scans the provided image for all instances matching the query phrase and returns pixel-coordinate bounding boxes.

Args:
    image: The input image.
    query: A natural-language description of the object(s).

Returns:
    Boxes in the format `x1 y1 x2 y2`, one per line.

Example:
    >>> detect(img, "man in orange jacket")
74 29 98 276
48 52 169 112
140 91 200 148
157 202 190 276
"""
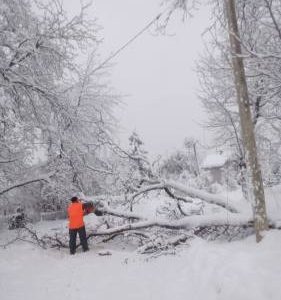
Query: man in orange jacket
68 196 90 255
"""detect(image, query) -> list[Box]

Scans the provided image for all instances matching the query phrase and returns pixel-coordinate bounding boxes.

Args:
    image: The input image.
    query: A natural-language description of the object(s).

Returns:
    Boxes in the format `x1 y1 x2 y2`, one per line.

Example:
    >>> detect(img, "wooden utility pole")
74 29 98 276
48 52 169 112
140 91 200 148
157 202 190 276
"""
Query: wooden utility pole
224 0 268 242
193 142 200 176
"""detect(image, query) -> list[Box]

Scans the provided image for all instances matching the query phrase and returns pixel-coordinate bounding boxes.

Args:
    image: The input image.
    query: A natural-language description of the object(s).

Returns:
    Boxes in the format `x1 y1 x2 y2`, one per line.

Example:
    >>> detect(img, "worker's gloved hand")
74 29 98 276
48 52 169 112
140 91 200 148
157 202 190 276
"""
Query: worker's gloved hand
92 201 105 216
82 201 95 215
94 209 103 216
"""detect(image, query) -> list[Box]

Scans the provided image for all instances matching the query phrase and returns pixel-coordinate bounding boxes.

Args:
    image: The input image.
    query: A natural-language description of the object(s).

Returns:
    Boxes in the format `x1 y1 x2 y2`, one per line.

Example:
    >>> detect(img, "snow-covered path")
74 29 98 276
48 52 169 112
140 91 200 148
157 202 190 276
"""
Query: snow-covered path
1 228 281 300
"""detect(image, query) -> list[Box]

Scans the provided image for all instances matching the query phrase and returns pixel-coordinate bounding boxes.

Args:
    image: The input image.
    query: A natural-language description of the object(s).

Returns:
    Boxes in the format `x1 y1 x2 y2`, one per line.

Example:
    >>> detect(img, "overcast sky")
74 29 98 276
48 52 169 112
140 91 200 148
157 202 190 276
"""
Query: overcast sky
66 0 211 157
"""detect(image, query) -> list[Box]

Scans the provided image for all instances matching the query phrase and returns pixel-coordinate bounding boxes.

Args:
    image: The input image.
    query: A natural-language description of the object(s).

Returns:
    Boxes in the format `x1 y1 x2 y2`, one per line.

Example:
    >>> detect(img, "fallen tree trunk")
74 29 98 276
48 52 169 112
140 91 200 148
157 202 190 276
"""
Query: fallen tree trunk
129 180 240 213
89 213 252 237
2 215 280 251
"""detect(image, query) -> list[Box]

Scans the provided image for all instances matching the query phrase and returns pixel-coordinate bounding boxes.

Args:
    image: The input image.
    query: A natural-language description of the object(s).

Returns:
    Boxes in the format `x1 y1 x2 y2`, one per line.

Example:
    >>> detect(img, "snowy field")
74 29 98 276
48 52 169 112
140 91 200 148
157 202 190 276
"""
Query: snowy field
1 221 281 300
1 186 281 300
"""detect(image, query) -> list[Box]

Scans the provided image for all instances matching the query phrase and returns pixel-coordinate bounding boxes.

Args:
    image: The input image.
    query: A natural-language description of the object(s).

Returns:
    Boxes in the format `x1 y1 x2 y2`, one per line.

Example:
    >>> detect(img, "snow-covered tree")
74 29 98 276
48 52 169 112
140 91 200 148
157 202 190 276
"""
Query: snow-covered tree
197 0 281 186
128 131 152 179
0 0 118 212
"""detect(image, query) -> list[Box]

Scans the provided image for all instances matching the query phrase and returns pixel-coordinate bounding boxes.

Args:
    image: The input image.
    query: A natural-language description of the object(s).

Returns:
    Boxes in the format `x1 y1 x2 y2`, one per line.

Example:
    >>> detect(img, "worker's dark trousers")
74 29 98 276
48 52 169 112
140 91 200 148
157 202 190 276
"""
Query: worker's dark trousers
69 226 89 254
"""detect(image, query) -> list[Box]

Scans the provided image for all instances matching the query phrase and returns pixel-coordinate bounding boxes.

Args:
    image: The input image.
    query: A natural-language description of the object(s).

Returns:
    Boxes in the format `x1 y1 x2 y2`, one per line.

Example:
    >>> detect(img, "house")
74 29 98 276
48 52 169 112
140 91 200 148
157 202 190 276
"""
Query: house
201 150 236 184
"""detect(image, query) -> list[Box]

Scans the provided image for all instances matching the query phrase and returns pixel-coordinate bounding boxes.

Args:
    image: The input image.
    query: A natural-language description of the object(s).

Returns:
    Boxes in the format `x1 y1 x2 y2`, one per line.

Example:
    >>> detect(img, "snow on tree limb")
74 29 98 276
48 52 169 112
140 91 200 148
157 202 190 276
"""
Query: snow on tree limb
89 213 252 237
129 180 239 213
165 181 239 213
99 204 144 220
130 183 169 201
86 164 117 175
0 172 54 196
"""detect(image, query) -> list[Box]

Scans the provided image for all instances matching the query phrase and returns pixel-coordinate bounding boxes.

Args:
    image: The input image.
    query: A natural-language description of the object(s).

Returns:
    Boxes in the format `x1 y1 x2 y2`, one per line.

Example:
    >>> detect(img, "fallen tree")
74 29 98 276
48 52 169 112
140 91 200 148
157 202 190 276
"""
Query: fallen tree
2 179 279 253
1 208 279 253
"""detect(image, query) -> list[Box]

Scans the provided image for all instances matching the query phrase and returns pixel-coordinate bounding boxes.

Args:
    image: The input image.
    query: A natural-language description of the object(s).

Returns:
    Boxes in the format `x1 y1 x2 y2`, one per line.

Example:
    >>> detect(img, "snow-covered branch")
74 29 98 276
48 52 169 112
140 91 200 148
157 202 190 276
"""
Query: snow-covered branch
129 180 239 213
165 181 239 213
99 204 144 220
90 213 252 237
85 164 117 176
0 172 54 197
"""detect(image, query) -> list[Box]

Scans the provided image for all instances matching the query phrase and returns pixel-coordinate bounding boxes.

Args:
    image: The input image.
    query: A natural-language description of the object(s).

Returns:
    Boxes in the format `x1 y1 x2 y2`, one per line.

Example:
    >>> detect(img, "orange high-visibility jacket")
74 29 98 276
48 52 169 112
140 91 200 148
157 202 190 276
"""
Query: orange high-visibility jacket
68 202 84 229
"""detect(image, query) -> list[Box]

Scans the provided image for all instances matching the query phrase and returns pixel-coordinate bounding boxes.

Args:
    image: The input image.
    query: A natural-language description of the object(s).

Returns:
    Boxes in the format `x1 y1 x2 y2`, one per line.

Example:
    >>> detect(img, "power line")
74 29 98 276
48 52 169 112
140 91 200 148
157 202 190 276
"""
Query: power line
91 12 163 74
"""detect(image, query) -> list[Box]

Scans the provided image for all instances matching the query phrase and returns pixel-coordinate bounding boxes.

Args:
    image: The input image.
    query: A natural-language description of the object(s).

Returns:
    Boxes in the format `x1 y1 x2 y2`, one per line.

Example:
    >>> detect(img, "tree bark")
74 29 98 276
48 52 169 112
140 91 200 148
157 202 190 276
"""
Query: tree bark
224 0 268 242
193 142 200 176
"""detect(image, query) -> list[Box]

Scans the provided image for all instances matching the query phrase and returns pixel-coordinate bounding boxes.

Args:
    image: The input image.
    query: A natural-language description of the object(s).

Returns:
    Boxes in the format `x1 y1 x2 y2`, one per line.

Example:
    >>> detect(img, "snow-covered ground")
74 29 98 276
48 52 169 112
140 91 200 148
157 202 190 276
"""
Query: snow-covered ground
1 223 281 300
1 186 281 300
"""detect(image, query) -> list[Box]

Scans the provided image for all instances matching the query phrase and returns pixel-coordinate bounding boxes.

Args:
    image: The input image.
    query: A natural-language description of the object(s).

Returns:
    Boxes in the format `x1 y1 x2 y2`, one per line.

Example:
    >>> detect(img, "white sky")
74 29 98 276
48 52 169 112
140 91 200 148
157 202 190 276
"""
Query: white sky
65 0 211 157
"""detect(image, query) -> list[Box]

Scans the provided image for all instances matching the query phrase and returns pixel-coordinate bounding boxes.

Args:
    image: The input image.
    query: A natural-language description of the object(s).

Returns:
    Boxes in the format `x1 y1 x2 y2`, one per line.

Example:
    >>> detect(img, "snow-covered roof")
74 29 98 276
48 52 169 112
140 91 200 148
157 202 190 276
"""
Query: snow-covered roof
202 151 232 169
